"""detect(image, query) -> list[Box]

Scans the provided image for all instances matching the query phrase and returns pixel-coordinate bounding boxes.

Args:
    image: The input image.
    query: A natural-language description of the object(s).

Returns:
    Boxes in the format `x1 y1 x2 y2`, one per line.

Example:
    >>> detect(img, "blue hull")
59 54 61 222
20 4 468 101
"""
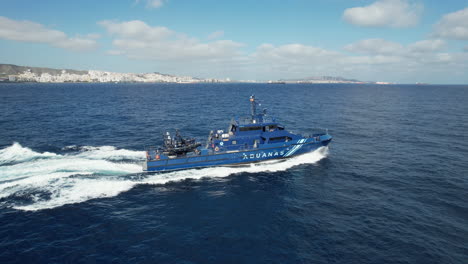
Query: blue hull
145 136 331 172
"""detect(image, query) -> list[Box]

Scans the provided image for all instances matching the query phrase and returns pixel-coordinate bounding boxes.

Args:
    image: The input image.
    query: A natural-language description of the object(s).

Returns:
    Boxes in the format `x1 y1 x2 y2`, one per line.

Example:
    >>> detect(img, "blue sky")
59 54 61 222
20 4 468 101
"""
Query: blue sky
1 0 467 83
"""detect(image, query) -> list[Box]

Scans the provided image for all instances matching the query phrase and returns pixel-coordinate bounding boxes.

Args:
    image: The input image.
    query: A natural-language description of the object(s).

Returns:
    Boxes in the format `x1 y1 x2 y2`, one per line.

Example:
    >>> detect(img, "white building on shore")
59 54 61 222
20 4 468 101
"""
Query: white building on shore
15 69 216 83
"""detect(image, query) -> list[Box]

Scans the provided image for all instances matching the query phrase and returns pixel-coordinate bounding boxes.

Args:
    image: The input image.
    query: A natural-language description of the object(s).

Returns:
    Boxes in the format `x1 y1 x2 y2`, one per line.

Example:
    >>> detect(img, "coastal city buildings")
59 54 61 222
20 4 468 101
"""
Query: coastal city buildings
12 69 223 83
1 65 390 84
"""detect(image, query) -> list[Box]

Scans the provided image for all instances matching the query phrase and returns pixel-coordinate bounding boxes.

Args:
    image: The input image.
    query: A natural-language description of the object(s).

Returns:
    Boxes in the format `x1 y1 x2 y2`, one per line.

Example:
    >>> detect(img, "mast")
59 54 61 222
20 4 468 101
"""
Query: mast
250 95 256 120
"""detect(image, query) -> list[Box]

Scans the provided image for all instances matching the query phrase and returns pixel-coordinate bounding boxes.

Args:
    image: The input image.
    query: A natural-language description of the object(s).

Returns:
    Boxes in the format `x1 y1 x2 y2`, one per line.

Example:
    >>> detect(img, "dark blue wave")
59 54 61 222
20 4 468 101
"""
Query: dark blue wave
0 83 467 263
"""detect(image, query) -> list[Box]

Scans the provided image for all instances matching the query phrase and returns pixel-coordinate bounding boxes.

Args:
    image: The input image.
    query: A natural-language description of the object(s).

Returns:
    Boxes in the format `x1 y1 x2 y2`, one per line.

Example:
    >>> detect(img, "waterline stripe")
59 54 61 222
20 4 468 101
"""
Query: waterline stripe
289 139 305 156
284 139 306 157
284 143 299 157
287 140 304 157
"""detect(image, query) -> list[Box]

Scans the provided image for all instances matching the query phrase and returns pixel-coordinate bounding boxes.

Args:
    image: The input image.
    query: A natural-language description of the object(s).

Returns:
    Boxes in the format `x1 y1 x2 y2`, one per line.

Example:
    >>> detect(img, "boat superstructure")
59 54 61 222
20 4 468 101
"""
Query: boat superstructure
144 95 331 172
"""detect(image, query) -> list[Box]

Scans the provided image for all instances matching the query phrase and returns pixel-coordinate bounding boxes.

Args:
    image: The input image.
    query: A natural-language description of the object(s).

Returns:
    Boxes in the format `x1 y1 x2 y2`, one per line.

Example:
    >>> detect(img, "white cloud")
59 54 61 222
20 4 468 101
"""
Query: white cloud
97 18 467 83
248 44 335 78
86 33 101 39
99 20 172 40
342 0 422 28
54 37 97 51
408 39 445 53
248 39 467 82
342 39 468 81
106 50 124 55
254 43 339 61
249 43 415 80
0 16 97 51
432 7 468 40
98 20 244 61
147 0 165 9
251 43 342 78
345 38 446 56
339 55 403 65
207 30 224 40
344 38 404 55
134 0 166 9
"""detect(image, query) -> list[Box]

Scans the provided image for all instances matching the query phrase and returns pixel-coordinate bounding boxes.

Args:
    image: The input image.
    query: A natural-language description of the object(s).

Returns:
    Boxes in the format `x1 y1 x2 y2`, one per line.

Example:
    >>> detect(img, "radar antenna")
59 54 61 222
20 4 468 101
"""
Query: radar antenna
250 95 256 118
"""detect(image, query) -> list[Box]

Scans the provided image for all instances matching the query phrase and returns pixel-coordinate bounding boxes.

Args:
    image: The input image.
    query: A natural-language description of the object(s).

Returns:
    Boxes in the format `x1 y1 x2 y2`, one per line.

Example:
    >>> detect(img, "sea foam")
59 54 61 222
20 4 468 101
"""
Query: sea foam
0 143 328 211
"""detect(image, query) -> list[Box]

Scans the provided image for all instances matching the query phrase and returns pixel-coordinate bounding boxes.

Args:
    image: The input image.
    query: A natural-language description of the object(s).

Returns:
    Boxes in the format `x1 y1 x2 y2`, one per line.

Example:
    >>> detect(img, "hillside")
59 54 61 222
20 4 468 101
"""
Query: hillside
0 64 87 78
0 64 220 83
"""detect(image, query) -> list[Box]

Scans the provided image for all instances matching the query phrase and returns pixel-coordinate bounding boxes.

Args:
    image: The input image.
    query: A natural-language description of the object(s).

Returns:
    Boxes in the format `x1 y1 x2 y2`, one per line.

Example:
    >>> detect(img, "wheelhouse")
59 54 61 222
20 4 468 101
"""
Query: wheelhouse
207 95 300 151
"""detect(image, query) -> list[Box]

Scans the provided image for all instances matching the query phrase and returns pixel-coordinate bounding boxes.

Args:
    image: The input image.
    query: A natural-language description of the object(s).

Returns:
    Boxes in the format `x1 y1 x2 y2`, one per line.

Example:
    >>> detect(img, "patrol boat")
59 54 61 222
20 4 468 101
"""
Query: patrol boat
144 95 332 172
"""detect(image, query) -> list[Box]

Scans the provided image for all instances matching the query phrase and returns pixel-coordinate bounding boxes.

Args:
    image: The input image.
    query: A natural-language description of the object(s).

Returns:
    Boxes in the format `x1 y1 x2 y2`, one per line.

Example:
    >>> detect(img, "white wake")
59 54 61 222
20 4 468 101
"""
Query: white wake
0 142 328 211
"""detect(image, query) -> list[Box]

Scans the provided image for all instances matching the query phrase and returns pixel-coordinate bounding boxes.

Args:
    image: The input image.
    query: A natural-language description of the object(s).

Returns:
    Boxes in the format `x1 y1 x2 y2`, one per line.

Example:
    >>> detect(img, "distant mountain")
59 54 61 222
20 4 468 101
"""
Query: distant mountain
304 76 361 82
278 76 365 83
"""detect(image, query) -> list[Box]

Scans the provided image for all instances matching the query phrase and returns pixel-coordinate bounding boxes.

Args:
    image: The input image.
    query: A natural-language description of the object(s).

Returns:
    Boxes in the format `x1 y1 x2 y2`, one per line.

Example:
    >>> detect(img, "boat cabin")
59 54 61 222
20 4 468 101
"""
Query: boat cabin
207 95 300 152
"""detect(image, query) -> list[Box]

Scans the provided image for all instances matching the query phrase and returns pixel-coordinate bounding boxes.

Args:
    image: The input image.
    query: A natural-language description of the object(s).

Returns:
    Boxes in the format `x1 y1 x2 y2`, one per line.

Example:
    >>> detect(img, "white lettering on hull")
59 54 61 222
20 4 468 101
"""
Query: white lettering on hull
242 150 285 160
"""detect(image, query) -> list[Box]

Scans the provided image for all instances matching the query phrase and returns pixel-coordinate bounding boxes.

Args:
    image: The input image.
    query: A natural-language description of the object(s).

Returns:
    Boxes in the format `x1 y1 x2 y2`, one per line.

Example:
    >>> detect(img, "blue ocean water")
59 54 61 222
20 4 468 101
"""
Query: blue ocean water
0 83 467 263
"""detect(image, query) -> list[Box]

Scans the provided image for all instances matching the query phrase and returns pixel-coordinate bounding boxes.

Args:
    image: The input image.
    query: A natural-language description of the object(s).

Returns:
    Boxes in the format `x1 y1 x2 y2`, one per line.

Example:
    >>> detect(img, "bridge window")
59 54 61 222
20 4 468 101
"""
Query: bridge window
239 126 262 132
265 125 278 132
269 136 292 142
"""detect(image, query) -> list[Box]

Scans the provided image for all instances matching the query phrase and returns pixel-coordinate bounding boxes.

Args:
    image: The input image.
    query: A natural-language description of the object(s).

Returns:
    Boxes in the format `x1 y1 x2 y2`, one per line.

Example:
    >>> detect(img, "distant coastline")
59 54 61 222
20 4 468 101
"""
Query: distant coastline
0 63 394 84
0 64 226 84
267 76 391 84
